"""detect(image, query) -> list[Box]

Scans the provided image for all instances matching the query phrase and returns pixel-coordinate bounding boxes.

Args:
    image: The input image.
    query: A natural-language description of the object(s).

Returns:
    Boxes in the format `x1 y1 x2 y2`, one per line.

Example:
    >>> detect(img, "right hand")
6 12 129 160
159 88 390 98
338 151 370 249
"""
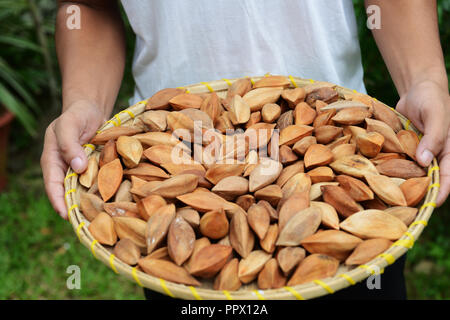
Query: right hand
40 100 106 219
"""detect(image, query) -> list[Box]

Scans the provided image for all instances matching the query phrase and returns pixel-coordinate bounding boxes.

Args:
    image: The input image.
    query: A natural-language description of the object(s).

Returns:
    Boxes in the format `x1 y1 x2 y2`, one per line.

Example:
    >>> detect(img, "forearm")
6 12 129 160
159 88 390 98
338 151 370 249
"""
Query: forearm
56 0 126 118
365 0 447 97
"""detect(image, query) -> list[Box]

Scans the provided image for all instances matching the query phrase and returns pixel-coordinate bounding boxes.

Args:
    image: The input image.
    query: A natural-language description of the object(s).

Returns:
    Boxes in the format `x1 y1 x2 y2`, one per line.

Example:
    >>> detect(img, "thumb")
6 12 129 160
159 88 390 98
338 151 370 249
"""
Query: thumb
415 111 447 167
54 113 89 174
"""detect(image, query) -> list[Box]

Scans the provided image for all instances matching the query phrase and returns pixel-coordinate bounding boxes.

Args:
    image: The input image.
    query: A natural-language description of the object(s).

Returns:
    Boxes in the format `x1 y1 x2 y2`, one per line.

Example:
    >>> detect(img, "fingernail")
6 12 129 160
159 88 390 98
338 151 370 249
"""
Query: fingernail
420 149 433 166
70 157 84 172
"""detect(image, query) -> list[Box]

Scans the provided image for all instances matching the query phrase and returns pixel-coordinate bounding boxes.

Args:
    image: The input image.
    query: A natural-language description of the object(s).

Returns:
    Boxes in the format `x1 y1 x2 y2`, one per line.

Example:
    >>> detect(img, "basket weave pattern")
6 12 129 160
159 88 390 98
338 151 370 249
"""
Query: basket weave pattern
64 76 439 300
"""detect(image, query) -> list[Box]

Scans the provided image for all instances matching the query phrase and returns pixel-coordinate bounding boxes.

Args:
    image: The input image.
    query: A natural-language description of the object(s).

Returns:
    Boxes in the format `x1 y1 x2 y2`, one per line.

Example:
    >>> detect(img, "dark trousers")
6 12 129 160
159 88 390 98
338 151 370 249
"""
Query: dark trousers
144 255 407 300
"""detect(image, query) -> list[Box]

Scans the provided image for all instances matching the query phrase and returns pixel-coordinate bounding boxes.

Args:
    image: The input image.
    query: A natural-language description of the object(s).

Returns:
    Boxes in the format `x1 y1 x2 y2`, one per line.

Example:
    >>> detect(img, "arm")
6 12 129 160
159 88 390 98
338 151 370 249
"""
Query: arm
365 0 450 206
41 0 126 219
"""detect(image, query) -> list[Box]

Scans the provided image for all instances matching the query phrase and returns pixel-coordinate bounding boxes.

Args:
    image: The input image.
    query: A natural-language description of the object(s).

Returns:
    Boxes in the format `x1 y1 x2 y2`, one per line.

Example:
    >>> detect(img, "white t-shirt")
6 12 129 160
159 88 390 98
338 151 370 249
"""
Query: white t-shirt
121 0 366 104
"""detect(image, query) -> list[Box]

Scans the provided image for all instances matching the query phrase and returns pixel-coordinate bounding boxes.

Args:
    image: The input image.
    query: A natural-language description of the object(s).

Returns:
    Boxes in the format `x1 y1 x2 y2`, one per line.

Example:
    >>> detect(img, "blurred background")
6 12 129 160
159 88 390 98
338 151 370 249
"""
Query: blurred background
0 0 448 299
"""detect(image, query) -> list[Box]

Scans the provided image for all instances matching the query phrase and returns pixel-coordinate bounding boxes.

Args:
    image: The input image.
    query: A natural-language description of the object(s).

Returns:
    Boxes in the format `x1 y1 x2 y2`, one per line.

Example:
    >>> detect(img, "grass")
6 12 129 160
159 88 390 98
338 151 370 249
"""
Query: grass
0 171 448 299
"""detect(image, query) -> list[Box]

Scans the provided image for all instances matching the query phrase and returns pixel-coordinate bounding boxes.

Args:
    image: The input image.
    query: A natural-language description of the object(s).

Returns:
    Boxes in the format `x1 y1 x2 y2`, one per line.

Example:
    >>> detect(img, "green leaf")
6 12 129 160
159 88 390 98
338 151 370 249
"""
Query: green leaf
0 82 36 136
0 35 42 52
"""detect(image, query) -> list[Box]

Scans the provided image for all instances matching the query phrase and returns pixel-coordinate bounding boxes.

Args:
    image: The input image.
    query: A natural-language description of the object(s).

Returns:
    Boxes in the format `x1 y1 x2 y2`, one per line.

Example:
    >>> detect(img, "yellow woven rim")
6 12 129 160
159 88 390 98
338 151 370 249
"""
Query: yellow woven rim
64 75 439 300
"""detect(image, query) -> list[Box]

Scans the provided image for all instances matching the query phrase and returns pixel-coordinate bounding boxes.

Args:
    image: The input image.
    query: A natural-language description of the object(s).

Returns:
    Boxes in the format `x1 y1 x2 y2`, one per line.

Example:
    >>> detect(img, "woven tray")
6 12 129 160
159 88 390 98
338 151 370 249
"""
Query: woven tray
64 75 440 300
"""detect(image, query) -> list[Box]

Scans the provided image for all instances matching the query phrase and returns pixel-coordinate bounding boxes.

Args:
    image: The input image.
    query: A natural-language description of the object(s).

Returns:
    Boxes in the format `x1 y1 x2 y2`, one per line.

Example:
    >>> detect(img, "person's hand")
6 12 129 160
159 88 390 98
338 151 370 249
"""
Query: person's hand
396 79 450 206
41 101 105 219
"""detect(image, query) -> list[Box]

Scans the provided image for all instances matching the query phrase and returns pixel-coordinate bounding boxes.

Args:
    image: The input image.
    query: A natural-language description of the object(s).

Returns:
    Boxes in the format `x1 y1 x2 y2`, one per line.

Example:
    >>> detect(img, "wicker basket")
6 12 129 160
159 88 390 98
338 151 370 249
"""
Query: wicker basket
64 75 440 300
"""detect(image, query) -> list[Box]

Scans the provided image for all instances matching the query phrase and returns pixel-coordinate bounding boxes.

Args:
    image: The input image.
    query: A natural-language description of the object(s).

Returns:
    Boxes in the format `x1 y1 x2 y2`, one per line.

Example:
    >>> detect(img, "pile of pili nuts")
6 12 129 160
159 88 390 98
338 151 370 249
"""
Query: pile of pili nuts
78 76 430 290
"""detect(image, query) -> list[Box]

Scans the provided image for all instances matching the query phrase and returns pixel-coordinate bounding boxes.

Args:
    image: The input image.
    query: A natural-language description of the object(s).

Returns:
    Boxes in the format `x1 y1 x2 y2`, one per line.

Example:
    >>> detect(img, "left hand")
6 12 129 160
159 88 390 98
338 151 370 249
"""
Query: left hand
396 79 450 207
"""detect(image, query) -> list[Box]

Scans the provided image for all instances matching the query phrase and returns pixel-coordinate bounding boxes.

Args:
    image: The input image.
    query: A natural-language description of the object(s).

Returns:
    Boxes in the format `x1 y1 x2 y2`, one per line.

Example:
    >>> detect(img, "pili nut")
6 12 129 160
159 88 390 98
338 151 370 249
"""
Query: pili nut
125 163 170 180
314 125 343 144
281 87 306 108
166 111 195 134
371 101 403 132
321 185 361 218
212 176 249 200
361 196 388 211
225 78 252 103
300 230 363 261
287 253 339 286
331 143 356 160
91 126 143 145
115 180 133 202
79 156 99 188
294 102 317 125
248 158 283 192
384 206 418 226
257 258 286 290
331 107 372 125
176 188 232 213
399 176 431 207
189 244 233 278
345 125 367 144
315 100 329 113
254 184 282 207
168 93 203 110
137 195 167 221
113 238 141 265
276 207 321 246
99 139 118 167
364 174 407 206
279 124 314 146
306 87 339 106
356 132 385 158
281 172 311 200
148 246 170 260
313 109 336 128
345 238 393 265
375 159 426 179
180 108 214 130
238 250 272 284
258 200 279 221
113 216 147 248
116 136 143 168
260 224 279 253
247 203 270 240
335 175 374 201
142 110 168 131
146 88 184 110
307 166 335 184
133 132 188 151
205 163 245 185
330 154 379 178
390 177 406 186
230 95 251 124
276 110 294 130
177 207 200 228
277 247 306 276
243 87 283 112
309 182 339 201
365 118 404 153
261 103 281 123
162 163 205 176
213 258 242 291
327 134 352 150
397 130 419 160
199 209 229 239
245 122 276 149
253 75 290 89
278 191 310 231
98 158 123 202
88 212 117 246
145 204 176 254
292 136 317 155
167 215 196 266
320 100 369 112
80 192 104 222
276 160 305 187
229 209 254 258
150 174 199 198
246 111 262 129
236 194 256 212
184 237 211 273
279 145 299 165
199 92 221 125
310 201 340 230
340 209 407 240
138 258 200 286
104 201 139 217
304 144 333 168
